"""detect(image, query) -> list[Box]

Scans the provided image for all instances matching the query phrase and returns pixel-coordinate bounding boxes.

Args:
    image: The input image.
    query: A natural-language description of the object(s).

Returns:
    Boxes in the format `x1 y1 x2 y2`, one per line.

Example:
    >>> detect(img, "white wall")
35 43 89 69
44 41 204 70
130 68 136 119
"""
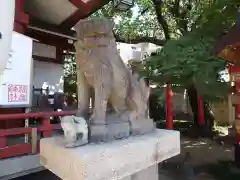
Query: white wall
117 43 137 63
32 60 64 94
117 42 160 63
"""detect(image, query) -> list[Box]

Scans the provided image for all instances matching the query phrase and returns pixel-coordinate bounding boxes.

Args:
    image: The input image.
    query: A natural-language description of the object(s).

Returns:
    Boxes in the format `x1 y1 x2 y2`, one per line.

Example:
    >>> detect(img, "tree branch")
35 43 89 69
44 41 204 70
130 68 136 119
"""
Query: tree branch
114 33 166 46
152 0 171 40
169 0 190 35
170 0 180 17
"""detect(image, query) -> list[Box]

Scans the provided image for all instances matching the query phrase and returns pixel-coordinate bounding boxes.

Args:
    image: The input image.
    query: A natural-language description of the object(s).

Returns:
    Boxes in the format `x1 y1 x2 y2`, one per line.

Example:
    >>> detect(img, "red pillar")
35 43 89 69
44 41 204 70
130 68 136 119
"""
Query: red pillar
229 66 240 167
14 0 29 33
0 136 6 148
42 118 52 137
166 83 173 129
197 95 205 125
235 82 240 167
235 105 240 139
230 67 240 144
235 81 240 144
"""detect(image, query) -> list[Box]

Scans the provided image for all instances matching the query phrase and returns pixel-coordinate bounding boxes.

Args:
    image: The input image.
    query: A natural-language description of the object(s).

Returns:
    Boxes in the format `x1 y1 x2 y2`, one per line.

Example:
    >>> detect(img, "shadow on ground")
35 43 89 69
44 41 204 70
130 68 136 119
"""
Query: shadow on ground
158 133 239 180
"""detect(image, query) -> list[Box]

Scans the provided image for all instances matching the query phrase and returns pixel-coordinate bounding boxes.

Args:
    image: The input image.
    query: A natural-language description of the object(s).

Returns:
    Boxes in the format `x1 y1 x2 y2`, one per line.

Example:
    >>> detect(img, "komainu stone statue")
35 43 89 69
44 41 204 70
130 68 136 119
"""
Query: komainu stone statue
73 17 155 143
61 116 88 147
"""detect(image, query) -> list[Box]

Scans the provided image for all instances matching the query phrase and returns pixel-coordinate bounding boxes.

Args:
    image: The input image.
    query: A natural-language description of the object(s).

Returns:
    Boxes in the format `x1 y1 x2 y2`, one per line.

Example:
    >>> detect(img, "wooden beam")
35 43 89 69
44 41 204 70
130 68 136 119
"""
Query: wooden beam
0 128 32 137
32 55 63 64
60 0 110 29
69 0 92 12
0 110 77 120
25 29 74 51
26 18 76 51
0 143 32 159
29 18 75 36
31 128 38 154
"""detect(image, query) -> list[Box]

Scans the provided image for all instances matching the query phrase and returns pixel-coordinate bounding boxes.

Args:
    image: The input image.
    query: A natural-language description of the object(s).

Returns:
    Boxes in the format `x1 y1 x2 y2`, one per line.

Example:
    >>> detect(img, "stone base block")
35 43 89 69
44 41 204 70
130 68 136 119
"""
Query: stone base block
129 118 155 136
89 114 155 143
90 121 130 142
40 129 180 180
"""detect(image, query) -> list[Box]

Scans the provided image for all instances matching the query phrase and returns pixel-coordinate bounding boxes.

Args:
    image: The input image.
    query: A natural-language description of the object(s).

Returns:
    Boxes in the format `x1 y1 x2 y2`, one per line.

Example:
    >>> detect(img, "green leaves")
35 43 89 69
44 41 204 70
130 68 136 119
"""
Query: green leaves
140 0 240 102
65 0 239 104
64 55 77 96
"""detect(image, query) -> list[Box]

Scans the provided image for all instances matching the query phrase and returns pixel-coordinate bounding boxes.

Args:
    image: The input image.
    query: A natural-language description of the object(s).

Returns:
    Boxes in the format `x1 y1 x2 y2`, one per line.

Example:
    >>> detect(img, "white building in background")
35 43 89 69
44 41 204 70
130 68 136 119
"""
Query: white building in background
117 42 160 64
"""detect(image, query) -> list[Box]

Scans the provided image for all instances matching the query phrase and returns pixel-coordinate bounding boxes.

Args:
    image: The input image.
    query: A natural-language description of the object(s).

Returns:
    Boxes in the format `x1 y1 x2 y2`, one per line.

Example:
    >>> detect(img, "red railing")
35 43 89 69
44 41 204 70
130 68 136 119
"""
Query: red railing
0 110 76 159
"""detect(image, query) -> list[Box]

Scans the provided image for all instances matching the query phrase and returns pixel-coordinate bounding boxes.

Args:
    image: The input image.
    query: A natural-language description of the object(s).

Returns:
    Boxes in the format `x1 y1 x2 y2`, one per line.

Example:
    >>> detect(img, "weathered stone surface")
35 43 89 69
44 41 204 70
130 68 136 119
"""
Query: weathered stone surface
90 115 130 142
40 129 180 180
129 118 155 136
131 165 158 180
73 17 154 142
60 116 88 148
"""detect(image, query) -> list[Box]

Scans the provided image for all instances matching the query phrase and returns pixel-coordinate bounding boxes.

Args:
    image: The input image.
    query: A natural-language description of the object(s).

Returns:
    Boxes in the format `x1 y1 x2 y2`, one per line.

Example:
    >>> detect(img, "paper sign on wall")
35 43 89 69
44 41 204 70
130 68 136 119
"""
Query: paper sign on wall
8 84 28 102
0 32 33 107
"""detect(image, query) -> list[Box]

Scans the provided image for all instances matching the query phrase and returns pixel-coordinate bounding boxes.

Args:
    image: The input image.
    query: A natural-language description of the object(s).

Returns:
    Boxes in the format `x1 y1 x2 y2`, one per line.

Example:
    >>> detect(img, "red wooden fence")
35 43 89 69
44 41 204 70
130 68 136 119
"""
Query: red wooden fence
0 110 76 159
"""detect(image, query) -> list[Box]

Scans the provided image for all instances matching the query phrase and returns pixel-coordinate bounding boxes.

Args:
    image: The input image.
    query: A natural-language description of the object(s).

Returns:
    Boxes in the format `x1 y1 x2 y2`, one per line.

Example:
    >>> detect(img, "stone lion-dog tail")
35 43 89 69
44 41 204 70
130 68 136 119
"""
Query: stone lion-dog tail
132 73 150 103
139 76 150 103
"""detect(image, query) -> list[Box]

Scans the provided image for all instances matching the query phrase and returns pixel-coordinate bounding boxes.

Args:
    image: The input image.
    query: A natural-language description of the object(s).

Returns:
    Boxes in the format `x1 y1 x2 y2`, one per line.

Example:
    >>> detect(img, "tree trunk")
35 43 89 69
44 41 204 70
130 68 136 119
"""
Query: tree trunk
203 101 215 135
187 84 215 136
187 84 199 127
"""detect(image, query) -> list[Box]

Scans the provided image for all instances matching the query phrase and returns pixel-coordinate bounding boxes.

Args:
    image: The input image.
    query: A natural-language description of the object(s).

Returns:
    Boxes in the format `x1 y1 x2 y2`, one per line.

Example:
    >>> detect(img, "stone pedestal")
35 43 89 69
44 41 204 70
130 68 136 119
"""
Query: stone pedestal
89 115 130 143
89 115 155 143
40 129 180 180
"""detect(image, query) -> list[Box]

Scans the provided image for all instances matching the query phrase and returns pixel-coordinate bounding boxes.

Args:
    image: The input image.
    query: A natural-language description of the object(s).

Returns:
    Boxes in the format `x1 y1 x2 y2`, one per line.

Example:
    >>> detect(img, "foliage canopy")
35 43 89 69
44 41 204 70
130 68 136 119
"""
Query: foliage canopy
140 1 240 101
65 0 240 103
